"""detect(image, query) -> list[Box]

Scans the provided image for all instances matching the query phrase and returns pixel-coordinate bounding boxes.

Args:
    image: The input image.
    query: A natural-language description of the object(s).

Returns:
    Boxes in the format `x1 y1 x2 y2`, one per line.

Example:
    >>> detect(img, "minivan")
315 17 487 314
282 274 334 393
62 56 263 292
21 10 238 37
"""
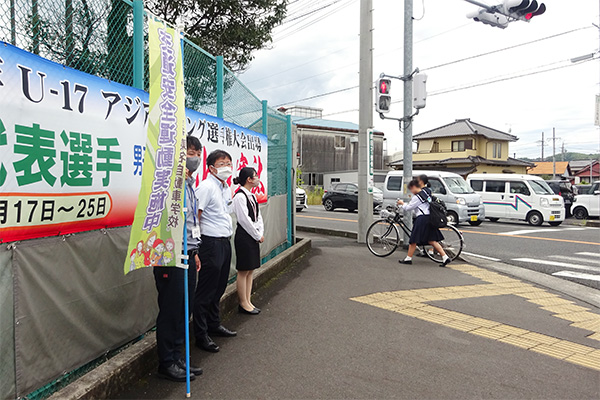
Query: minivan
467 174 564 226
383 170 485 226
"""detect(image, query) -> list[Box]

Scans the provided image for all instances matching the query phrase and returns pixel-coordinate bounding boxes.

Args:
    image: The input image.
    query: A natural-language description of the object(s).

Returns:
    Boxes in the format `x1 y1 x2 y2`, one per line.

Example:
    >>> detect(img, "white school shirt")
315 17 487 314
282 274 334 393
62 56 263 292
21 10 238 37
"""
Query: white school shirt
402 192 430 216
195 173 234 238
233 186 265 242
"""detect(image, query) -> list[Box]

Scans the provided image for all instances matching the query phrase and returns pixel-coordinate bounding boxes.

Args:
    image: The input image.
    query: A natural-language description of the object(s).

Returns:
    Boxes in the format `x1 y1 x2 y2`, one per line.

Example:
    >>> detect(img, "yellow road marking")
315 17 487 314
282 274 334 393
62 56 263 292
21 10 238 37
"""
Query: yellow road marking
461 229 600 246
351 263 600 371
297 215 358 223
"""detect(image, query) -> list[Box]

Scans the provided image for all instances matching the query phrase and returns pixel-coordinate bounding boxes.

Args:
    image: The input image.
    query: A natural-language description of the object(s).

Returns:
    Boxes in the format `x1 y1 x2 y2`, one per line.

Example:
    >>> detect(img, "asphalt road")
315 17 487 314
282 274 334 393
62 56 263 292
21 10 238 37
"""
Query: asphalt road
297 205 600 289
117 234 600 399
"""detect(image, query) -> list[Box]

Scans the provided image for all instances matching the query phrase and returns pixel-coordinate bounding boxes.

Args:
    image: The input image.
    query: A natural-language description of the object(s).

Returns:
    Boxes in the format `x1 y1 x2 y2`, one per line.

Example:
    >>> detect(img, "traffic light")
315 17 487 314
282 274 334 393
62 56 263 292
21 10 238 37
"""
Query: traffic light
467 8 508 29
413 73 427 110
375 78 391 114
503 0 546 21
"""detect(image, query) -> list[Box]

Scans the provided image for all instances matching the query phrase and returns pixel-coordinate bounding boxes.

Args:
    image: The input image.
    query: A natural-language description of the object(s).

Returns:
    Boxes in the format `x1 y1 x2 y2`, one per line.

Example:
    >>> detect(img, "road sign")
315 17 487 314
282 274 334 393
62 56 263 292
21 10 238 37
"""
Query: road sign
367 129 374 193
595 95 600 126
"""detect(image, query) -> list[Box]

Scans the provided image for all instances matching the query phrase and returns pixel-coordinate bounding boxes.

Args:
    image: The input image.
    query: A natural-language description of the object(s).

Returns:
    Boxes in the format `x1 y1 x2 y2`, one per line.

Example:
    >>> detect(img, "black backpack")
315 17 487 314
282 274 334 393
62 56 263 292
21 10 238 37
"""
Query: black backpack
417 189 448 228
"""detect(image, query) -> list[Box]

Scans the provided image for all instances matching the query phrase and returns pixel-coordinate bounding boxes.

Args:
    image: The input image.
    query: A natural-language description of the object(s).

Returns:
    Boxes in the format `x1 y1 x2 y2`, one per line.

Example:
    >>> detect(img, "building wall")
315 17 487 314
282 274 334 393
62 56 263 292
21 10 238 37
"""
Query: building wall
414 135 478 161
297 127 384 177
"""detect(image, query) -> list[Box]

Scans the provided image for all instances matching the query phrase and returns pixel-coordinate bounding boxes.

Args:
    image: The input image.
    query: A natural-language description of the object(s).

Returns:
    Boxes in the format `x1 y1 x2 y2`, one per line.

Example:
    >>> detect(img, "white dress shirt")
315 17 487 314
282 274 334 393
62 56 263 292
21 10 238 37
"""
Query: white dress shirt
233 186 265 242
195 173 233 238
402 193 430 216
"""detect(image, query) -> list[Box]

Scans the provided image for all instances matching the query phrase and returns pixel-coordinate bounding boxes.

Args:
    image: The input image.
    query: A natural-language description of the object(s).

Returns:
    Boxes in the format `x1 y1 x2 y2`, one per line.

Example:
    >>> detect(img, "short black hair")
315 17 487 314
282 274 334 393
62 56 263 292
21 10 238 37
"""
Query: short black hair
233 167 257 186
187 136 202 152
418 174 429 187
206 149 232 166
407 179 420 189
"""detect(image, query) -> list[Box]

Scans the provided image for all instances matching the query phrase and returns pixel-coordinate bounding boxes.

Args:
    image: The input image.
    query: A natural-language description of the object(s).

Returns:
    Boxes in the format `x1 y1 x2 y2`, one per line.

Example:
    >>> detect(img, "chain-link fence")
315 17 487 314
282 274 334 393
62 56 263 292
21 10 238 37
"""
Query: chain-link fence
0 0 292 398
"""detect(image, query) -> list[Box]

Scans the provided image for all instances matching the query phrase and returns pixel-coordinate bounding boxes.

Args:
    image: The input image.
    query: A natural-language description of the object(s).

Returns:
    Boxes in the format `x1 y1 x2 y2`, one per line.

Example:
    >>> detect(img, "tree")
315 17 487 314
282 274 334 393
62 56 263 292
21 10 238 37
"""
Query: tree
145 0 287 72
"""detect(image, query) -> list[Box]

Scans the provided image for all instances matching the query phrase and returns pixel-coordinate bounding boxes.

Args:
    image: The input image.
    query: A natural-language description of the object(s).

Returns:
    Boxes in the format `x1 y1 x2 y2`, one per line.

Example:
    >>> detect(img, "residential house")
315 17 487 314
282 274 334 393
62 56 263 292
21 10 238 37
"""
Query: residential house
280 106 388 190
527 161 572 179
389 118 534 175
572 160 599 183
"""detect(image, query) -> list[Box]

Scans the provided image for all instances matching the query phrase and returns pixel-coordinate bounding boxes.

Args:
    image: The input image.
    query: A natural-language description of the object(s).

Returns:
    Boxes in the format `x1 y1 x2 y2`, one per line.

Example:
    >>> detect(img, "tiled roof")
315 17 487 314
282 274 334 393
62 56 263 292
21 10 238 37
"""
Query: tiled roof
389 156 534 168
528 161 570 175
413 119 518 142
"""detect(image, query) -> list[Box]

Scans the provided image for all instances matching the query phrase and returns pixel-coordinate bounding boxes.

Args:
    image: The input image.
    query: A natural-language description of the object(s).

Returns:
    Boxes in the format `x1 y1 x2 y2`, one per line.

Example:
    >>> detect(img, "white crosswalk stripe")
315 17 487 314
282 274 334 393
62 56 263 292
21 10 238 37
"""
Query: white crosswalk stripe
552 271 600 282
576 252 600 258
549 255 600 265
512 258 600 273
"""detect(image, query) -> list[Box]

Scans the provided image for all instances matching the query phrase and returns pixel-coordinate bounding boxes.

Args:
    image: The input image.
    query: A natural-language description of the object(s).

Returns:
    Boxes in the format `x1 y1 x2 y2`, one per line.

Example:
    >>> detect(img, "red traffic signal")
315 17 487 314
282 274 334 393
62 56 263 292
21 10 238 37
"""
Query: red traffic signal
378 79 390 95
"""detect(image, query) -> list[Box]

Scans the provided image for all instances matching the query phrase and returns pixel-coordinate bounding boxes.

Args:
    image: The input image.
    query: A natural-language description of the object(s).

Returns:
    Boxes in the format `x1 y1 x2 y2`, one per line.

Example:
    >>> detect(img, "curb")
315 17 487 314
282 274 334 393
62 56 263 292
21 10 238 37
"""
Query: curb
49 238 312 400
462 255 600 309
297 225 358 239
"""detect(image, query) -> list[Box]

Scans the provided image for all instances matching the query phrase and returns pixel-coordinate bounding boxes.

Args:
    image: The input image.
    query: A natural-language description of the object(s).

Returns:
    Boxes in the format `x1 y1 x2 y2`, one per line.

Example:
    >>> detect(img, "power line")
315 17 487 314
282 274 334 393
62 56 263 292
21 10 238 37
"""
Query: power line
274 85 359 107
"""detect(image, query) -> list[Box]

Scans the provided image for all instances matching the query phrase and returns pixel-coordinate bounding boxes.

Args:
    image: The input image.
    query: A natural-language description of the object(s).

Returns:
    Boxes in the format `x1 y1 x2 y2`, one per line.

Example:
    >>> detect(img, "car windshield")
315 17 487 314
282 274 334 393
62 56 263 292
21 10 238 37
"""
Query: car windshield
529 180 554 195
443 177 475 194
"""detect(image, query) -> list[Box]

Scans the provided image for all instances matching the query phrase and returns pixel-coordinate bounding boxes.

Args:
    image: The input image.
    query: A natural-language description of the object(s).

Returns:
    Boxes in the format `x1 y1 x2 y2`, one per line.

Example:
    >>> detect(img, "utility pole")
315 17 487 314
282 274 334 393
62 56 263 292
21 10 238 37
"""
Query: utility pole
402 0 414 244
357 0 374 243
552 127 556 179
561 141 565 162
538 131 544 161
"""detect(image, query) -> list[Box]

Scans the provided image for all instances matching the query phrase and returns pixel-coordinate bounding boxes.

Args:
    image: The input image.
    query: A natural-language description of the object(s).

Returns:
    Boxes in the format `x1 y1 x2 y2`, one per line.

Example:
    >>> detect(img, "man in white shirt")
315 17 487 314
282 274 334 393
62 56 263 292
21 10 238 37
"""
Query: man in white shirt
194 150 237 353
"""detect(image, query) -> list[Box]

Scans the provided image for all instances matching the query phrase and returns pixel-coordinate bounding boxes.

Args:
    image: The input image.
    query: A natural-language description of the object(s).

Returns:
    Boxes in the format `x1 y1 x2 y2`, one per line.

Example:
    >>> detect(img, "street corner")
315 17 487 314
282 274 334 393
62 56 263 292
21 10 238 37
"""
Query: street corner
350 262 600 372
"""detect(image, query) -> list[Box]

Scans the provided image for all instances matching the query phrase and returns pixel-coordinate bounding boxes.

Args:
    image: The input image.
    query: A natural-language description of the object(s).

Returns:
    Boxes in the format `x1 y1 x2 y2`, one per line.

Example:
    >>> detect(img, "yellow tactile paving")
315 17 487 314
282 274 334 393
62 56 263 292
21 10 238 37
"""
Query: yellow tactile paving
350 263 600 372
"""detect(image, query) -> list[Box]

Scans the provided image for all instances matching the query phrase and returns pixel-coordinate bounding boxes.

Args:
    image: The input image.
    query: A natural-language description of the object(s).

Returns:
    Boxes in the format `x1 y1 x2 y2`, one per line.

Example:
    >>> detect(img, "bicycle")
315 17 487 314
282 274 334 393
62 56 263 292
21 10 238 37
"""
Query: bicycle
366 205 464 262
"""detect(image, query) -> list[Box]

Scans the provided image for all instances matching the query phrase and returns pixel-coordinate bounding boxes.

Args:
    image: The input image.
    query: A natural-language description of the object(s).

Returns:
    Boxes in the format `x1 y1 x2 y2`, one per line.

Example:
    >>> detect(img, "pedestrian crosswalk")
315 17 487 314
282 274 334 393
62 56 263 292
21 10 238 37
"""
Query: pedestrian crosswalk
512 252 600 284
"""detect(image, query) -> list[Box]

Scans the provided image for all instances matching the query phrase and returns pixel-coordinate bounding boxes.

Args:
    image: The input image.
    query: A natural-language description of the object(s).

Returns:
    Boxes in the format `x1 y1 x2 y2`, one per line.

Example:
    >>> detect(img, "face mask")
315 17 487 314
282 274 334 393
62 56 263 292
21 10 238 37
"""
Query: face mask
213 166 232 181
186 156 200 173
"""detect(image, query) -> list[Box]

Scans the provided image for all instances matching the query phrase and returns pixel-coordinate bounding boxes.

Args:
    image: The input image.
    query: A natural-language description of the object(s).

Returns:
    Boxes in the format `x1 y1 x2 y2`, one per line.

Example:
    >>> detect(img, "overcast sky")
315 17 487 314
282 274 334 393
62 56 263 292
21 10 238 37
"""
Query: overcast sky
239 0 600 160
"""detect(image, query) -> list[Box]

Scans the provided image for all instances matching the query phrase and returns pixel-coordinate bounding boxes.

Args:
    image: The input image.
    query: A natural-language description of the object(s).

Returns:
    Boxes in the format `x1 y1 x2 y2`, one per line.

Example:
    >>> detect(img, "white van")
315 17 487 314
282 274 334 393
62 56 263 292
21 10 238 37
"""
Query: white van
383 170 485 226
467 174 564 226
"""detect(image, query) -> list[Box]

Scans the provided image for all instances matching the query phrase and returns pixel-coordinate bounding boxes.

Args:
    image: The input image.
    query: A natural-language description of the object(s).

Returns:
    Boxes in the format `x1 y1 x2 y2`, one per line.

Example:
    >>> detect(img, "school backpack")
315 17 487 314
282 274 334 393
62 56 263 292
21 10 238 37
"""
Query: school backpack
417 189 448 228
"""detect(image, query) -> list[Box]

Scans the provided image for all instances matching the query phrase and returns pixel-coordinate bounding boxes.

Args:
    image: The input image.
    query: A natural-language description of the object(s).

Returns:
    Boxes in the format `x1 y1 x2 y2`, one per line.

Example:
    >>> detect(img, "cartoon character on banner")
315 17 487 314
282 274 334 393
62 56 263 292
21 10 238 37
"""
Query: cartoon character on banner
163 238 175 264
252 155 267 203
142 231 158 267
129 241 145 272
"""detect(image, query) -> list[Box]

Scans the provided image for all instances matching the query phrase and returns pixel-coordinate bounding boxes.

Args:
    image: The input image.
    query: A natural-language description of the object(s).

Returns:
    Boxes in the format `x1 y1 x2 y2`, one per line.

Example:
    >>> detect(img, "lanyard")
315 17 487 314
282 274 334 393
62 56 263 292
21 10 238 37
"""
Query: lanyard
186 181 197 225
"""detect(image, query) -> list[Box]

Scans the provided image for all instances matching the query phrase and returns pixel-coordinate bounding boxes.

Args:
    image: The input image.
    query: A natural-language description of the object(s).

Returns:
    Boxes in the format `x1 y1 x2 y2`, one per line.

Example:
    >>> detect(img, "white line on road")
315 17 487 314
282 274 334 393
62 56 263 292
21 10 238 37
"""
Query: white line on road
549 255 600 265
512 258 600 273
552 270 600 282
576 252 600 258
500 228 586 236
462 252 501 262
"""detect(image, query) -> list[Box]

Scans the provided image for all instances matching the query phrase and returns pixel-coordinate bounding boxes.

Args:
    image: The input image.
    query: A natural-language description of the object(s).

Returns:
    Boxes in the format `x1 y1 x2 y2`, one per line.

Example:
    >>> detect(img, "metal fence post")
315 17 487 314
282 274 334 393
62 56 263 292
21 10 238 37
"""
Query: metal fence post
132 0 144 90
216 56 224 119
286 114 293 246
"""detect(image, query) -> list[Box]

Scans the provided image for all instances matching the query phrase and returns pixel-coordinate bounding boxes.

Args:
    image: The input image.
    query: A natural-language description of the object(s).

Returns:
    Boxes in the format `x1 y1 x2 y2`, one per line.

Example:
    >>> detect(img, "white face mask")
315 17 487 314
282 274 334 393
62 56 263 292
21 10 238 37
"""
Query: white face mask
214 166 232 181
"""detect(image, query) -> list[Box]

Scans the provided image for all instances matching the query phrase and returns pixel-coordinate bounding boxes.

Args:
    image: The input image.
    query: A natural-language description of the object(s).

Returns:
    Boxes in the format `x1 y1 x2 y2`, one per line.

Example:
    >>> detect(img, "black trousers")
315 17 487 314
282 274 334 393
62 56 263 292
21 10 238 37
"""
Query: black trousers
153 250 197 369
194 236 231 339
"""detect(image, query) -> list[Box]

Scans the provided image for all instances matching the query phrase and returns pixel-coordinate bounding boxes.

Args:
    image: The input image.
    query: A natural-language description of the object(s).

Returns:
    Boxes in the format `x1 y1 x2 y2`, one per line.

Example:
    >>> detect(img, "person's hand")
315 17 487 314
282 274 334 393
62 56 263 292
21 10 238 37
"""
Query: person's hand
195 254 201 271
186 168 192 179
397 199 404 206
259 236 264 243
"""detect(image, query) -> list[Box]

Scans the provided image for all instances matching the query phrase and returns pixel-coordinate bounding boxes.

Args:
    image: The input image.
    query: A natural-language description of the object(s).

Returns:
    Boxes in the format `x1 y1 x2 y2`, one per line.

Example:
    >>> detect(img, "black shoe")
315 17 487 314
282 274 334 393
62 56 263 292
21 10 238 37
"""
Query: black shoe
196 335 219 353
177 359 203 376
399 259 413 265
208 325 237 337
439 258 452 268
238 305 260 315
157 363 196 382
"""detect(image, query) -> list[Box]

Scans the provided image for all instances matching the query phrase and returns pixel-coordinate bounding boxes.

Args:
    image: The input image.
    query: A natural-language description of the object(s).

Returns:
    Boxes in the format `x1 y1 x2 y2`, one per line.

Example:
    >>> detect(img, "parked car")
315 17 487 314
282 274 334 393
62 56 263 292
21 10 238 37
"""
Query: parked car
572 181 600 219
322 183 382 212
546 179 575 217
575 184 592 195
296 187 308 212
382 170 485 226
468 174 564 226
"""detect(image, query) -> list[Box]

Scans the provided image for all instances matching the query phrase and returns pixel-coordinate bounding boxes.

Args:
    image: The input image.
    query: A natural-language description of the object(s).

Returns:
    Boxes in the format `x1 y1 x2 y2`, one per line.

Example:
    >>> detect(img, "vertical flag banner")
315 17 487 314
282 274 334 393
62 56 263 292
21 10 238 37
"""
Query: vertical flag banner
124 20 187 274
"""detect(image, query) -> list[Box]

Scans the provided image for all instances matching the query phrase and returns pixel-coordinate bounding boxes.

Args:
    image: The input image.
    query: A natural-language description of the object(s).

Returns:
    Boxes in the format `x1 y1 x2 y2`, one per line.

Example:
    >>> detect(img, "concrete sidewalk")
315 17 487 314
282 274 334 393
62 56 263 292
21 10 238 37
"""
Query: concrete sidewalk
116 233 600 399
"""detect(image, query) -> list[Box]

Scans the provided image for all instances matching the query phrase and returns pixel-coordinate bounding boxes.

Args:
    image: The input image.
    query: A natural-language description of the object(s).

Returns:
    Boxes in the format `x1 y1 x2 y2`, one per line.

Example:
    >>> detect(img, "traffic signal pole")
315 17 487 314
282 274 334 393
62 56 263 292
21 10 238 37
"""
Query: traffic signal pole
358 0 374 243
402 0 414 245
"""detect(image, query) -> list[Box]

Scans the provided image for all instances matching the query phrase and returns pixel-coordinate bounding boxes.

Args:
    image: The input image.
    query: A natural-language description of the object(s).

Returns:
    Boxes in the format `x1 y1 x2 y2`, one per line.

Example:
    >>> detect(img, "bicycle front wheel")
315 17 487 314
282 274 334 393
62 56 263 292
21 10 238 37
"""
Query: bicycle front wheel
423 225 464 263
366 219 401 257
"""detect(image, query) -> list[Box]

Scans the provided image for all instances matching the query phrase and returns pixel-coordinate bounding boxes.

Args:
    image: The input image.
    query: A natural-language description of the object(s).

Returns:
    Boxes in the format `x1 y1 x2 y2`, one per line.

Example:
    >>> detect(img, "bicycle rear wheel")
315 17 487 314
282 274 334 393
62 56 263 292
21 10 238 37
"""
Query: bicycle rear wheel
423 225 464 263
366 219 401 257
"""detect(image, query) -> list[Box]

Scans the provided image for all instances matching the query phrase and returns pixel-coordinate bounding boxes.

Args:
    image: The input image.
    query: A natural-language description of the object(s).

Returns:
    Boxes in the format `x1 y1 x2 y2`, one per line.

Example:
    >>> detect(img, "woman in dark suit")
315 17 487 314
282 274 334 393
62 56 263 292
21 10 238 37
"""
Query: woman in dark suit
232 167 264 315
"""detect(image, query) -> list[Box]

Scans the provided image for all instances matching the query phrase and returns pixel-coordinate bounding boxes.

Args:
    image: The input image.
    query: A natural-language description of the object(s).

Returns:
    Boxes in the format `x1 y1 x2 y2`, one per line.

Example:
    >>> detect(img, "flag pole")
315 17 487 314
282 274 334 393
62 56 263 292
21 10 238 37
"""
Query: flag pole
180 33 191 398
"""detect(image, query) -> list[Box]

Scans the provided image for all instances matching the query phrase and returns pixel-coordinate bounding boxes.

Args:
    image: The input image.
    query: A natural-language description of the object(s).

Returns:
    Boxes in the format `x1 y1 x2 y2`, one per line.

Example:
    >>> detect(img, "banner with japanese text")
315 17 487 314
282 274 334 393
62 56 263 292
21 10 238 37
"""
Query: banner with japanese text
124 20 186 274
0 42 268 245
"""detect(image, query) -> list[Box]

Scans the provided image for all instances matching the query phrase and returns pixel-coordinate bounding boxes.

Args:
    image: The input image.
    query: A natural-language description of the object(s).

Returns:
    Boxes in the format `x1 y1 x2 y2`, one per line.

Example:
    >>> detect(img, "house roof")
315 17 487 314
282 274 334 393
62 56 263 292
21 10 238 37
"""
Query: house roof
575 162 600 177
528 161 571 175
570 160 598 172
389 156 534 168
292 117 384 135
412 119 519 142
